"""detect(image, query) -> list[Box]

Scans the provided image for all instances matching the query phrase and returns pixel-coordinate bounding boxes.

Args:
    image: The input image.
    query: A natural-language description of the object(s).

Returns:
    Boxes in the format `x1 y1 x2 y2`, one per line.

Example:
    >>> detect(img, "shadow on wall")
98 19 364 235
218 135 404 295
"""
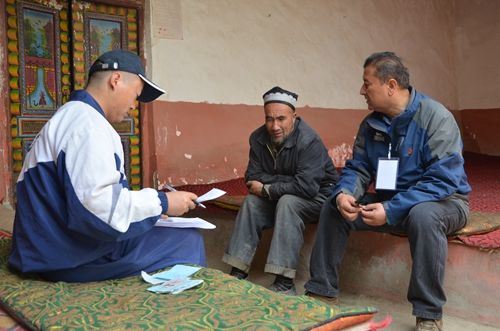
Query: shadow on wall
461 108 500 156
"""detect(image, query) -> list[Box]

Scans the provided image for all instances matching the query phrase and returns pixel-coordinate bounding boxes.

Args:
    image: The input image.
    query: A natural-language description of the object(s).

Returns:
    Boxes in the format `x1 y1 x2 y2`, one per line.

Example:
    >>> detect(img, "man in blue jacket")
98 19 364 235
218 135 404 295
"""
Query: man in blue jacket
223 86 338 295
305 52 470 331
9 50 206 282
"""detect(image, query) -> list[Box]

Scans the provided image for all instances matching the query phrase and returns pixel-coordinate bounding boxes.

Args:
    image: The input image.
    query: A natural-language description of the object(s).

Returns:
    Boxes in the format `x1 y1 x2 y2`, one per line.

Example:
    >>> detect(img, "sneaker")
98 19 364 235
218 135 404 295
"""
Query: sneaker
415 318 443 331
229 267 248 280
304 291 339 305
268 282 297 296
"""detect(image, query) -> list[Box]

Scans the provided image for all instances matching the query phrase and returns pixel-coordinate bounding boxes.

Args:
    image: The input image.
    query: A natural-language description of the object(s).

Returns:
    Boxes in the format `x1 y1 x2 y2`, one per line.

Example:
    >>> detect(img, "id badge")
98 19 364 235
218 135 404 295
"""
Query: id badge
375 158 399 190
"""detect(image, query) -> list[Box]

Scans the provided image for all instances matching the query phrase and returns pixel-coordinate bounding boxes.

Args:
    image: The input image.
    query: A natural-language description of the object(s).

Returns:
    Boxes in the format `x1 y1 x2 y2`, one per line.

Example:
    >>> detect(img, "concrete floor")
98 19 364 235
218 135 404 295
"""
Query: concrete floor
0 203 498 331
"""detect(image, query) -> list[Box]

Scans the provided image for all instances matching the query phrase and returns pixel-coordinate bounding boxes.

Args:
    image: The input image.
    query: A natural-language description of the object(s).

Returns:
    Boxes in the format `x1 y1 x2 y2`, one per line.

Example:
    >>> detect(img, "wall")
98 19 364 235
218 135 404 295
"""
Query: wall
1 1 499 201
143 0 463 185
147 0 457 109
454 0 500 155
454 0 500 110
0 1 11 204
142 101 367 187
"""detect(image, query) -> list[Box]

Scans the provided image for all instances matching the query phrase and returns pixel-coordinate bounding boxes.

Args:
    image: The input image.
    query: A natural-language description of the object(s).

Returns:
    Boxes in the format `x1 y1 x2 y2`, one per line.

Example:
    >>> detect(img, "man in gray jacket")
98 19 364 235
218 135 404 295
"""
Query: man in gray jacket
223 86 338 295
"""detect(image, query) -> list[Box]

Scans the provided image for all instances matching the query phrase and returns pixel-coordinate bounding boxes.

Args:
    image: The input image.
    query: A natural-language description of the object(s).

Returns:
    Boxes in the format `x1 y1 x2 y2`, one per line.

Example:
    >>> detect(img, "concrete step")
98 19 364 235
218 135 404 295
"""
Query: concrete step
338 231 500 328
198 206 500 330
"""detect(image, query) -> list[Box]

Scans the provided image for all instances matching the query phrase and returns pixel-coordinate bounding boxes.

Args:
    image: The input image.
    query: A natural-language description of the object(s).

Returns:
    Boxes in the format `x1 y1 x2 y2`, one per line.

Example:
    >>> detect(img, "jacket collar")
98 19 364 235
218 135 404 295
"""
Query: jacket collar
366 86 424 135
69 90 106 118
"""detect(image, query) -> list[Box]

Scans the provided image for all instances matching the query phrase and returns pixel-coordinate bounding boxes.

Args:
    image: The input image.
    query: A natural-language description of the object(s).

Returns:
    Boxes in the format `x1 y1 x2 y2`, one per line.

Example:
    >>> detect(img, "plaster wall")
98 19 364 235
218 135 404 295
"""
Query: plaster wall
143 0 463 185
143 101 367 187
454 0 500 155
147 0 457 109
455 0 500 109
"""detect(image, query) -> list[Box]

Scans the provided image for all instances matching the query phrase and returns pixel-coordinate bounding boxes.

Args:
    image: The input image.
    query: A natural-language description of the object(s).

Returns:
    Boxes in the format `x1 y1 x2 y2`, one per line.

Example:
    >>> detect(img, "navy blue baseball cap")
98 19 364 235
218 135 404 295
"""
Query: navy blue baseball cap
89 49 165 102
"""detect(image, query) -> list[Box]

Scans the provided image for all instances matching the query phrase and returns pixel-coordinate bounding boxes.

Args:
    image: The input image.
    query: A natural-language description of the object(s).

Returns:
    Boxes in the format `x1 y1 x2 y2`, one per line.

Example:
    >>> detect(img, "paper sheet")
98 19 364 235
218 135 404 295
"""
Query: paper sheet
149 265 201 280
155 217 216 229
142 265 203 294
196 188 226 203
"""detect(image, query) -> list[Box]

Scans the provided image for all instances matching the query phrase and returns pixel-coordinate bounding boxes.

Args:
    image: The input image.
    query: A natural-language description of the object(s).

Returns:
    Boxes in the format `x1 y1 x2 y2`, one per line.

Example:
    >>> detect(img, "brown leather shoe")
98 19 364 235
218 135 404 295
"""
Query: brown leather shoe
416 318 443 331
304 291 339 305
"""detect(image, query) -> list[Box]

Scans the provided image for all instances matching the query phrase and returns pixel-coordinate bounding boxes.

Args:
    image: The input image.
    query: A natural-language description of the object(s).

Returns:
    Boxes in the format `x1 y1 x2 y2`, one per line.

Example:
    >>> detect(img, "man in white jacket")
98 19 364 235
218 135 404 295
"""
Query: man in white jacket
9 50 206 282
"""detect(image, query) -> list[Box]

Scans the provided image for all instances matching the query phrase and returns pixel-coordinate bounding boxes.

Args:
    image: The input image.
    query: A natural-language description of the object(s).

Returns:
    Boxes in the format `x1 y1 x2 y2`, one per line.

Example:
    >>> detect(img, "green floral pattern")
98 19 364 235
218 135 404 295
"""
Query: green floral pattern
0 239 376 330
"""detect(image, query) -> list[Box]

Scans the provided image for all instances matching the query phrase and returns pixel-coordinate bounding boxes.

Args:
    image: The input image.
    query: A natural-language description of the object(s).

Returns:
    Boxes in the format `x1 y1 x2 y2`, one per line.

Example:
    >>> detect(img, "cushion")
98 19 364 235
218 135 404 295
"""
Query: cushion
0 238 377 330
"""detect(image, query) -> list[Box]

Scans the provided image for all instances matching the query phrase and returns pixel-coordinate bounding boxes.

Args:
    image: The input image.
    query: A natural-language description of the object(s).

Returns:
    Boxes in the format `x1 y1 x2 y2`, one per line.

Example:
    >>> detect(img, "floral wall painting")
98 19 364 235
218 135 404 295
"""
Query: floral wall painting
20 7 60 113
89 18 122 63
85 14 127 72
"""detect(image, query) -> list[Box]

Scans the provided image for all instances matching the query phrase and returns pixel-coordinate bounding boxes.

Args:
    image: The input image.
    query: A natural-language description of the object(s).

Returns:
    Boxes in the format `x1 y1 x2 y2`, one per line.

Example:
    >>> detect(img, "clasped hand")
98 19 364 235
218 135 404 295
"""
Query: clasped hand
246 180 264 196
336 193 387 226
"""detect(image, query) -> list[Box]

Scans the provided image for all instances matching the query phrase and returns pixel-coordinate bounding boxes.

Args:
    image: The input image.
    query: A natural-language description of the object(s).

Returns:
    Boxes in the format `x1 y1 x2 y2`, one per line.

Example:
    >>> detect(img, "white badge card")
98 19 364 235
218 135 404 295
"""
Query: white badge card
375 158 399 190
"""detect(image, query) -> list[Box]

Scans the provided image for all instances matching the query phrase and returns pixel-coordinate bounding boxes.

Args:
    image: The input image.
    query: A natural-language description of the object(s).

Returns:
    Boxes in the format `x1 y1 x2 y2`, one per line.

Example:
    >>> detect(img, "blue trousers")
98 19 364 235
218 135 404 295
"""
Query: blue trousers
305 195 468 320
41 227 206 282
223 193 326 279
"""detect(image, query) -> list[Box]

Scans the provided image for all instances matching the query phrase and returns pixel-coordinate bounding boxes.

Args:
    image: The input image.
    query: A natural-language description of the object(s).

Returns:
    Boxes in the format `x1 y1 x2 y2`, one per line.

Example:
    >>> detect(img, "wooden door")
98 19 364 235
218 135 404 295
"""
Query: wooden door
6 0 144 194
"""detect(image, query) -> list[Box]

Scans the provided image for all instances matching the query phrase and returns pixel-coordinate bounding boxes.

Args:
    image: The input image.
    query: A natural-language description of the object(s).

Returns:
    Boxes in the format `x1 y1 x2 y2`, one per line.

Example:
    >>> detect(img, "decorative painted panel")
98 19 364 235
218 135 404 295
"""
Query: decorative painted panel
6 0 143 190
72 1 142 189
18 4 61 114
6 0 70 176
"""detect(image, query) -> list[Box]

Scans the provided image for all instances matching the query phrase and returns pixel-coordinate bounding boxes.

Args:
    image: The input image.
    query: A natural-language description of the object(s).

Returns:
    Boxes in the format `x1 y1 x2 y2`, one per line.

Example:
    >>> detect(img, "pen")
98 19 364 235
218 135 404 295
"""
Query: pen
164 183 207 209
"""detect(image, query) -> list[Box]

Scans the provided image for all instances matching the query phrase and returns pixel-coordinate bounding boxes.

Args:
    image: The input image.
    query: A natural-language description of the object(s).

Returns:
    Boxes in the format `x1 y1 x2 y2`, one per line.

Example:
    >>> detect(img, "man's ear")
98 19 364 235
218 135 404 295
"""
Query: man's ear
387 78 398 96
109 71 121 90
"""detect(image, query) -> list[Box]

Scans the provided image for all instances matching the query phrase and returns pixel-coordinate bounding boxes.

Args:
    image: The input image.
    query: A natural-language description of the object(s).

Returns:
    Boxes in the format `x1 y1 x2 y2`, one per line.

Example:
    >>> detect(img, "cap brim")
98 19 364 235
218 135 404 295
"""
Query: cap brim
137 74 166 102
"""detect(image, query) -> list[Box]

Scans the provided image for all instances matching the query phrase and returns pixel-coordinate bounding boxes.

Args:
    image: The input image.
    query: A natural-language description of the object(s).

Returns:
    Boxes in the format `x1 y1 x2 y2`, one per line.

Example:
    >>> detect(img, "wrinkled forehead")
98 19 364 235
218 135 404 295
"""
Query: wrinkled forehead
264 102 295 115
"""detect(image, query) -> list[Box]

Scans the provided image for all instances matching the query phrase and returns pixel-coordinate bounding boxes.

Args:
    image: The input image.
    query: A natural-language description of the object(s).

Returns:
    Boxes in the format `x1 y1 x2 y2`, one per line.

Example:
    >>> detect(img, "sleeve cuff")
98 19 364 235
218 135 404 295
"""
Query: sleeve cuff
262 184 271 200
157 191 168 214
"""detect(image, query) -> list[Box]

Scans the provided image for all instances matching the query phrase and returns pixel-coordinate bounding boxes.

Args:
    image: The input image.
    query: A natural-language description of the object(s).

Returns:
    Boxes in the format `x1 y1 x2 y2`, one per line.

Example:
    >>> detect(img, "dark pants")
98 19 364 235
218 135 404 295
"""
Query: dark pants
223 193 326 279
305 195 468 320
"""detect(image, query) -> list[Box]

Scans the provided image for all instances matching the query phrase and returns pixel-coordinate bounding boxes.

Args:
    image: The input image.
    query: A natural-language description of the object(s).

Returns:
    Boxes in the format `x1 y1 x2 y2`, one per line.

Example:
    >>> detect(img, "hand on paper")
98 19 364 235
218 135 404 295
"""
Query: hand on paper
165 191 198 216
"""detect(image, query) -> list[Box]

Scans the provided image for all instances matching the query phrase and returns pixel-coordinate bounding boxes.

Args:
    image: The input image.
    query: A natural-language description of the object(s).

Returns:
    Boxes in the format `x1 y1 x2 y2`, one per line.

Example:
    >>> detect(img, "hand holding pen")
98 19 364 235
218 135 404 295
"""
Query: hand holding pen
164 184 207 209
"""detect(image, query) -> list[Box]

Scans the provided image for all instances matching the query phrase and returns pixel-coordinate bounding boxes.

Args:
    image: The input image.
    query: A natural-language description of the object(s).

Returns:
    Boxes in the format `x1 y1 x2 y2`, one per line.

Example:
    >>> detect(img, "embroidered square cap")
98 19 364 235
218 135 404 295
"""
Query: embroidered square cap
89 49 165 102
262 86 298 110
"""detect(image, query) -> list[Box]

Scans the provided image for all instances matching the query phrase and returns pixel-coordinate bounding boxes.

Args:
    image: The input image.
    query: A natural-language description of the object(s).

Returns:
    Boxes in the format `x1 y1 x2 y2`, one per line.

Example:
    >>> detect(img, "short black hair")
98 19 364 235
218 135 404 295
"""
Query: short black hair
364 52 410 89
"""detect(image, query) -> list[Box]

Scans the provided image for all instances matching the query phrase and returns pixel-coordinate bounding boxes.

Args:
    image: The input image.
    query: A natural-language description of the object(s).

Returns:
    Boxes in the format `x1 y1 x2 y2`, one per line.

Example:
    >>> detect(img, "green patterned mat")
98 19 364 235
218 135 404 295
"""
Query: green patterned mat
0 239 376 330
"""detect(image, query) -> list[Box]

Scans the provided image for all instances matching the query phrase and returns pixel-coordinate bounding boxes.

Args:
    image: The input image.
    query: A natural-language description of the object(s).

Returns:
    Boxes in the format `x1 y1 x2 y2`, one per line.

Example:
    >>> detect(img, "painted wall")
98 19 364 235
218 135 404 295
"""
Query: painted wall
147 0 457 109
142 0 475 186
455 0 500 109
454 0 500 155
1 1 499 202
142 101 367 187
0 2 11 204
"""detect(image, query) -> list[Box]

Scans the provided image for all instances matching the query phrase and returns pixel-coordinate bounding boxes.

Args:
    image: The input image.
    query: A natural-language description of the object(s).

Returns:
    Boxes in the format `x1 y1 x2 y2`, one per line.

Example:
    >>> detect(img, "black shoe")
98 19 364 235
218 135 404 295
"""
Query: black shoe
229 267 248 280
268 275 297 295
304 290 339 305
268 282 297 295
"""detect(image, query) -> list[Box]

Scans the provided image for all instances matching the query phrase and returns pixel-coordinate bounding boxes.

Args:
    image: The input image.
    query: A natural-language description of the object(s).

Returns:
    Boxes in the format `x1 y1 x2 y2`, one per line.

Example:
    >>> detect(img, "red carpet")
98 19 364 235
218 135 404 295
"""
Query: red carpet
464 152 500 213
458 229 500 250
